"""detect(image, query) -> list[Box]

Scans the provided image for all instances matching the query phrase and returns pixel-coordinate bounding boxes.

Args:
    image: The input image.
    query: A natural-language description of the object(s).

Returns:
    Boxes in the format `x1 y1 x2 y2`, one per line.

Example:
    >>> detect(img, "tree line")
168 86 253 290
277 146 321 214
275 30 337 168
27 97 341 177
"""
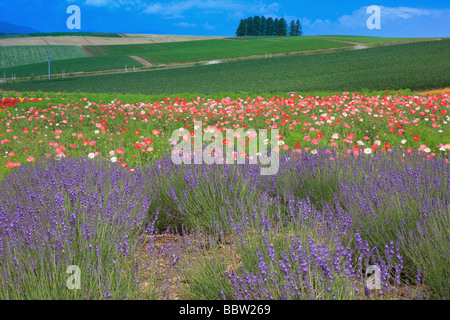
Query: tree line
236 16 302 37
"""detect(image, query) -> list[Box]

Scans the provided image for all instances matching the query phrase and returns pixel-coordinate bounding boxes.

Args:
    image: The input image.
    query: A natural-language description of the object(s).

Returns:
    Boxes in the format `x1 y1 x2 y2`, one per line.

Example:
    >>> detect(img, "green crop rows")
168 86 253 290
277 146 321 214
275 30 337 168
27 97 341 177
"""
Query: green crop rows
1 55 143 78
83 37 353 65
312 35 430 43
2 39 449 95
0 46 88 68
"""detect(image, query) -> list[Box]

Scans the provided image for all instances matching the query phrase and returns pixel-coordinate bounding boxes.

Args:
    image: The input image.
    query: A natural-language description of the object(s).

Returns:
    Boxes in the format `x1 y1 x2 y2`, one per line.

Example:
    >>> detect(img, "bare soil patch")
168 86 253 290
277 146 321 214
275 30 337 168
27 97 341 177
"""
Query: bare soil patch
130 56 152 67
0 34 226 47
79 46 93 57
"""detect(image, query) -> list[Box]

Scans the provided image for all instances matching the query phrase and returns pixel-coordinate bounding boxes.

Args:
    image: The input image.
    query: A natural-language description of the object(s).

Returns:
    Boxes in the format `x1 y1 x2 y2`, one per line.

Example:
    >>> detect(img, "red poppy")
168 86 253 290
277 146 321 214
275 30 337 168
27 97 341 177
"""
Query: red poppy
135 130 140 135
315 132 323 140
385 143 391 149
295 143 301 147
413 135 419 141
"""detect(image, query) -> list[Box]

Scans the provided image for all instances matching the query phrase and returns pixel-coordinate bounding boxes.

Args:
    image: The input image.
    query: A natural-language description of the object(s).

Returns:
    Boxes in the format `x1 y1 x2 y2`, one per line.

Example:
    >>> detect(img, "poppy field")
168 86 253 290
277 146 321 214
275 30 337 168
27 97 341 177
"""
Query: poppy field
0 89 449 300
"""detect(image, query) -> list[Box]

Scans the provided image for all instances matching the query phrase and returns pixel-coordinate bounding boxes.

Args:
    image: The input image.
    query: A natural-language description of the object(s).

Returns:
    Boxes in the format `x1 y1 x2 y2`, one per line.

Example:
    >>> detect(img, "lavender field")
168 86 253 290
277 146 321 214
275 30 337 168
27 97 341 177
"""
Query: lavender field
0 146 448 300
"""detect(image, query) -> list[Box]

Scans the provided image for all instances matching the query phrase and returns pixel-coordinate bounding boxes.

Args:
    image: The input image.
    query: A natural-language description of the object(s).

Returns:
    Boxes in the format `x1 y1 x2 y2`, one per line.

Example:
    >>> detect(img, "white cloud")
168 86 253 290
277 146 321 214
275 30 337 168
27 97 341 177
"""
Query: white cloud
201 22 215 30
337 6 447 28
302 5 450 35
174 22 197 28
142 0 280 18
84 0 114 6
143 3 164 14
84 0 137 8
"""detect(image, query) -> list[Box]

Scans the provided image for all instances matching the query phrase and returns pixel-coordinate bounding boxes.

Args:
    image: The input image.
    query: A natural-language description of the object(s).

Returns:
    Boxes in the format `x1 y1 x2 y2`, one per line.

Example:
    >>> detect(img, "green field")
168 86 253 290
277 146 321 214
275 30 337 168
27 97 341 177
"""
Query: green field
83 37 354 65
2 39 449 95
1 55 143 78
0 45 88 68
0 32 121 39
311 35 431 43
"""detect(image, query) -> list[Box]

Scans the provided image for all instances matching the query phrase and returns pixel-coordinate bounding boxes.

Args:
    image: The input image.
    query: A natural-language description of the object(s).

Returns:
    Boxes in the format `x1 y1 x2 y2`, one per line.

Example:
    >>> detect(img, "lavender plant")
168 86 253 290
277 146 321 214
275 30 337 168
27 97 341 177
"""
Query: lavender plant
0 157 155 299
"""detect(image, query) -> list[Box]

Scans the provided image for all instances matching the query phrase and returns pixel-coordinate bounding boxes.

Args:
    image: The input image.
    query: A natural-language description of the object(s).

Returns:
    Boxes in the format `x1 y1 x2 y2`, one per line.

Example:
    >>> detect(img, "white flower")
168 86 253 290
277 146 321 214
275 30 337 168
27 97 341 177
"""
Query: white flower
311 149 318 154
374 140 381 146
364 148 372 154
278 140 285 146
401 139 407 144
424 148 431 153
439 147 446 151
331 133 339 140
95 130 100 134
110 157 117 163
88 153 95 159
357 140 364 146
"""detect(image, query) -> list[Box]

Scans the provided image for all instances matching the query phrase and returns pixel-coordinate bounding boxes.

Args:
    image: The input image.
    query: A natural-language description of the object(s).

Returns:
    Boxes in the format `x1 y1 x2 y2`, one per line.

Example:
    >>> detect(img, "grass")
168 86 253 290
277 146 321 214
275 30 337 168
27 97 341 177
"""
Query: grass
0 148 447 300
311 35 433 43
2 39 449 95
0 46 88 69
0 55 143 78
83 37 354 64
0 88 448 300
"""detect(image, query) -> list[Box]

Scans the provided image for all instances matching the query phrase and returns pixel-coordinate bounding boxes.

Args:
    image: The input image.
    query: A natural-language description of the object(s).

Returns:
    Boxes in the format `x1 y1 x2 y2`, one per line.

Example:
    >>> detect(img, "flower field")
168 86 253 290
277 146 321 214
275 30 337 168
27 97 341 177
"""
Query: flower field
0 90 449 300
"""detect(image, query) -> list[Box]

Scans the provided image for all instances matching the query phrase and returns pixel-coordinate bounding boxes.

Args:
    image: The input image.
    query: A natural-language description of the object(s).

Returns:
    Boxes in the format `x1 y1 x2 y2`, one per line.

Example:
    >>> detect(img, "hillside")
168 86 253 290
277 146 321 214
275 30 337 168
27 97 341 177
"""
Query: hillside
2 39 449 94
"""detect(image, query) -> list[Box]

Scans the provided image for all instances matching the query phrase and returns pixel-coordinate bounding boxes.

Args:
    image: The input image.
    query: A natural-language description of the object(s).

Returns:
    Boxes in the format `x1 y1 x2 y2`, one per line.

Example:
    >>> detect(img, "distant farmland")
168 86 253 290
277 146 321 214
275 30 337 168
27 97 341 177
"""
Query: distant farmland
1 55 143 78
0 45 88 68
3 39 449 95
0 32 122 39
83 37 354 65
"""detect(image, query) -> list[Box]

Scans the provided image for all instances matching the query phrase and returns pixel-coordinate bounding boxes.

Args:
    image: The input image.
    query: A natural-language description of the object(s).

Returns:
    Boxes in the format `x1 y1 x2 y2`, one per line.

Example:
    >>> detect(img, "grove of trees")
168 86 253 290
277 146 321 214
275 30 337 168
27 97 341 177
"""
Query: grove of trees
236 16 302 37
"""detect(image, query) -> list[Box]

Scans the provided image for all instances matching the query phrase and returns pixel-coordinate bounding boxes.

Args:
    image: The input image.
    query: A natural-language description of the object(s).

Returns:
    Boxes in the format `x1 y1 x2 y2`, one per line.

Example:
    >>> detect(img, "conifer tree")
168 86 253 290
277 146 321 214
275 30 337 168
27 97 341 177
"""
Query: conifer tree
289 20 296 36
236 19 246 36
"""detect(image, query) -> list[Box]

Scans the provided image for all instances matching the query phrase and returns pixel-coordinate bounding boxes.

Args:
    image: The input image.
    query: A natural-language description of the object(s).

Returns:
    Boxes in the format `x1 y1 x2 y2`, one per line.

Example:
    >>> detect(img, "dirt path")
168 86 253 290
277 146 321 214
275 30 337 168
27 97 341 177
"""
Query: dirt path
79 46 93 57
323 38 368 49
323 38 366 46
130 56 152 67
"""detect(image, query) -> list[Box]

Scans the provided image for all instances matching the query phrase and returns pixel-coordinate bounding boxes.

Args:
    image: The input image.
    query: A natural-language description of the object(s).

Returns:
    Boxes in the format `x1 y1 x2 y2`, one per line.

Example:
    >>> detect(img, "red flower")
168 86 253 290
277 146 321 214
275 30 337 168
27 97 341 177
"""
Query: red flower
413 135 419 141
385 143 391 149
135 130 140 135
315 132 323 140
294 143 301 147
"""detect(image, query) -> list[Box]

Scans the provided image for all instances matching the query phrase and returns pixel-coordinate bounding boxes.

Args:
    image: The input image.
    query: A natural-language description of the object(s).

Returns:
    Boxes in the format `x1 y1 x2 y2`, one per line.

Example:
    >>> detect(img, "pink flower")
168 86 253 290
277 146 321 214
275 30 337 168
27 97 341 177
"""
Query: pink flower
26 156 35 162
117 148 124 154
109 150 115 156
8 151 15 157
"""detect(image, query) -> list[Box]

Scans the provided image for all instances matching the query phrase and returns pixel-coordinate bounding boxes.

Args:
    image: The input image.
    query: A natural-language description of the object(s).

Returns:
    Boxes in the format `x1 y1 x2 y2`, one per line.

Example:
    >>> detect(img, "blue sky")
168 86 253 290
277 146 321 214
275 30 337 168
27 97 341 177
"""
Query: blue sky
0 0 449 37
